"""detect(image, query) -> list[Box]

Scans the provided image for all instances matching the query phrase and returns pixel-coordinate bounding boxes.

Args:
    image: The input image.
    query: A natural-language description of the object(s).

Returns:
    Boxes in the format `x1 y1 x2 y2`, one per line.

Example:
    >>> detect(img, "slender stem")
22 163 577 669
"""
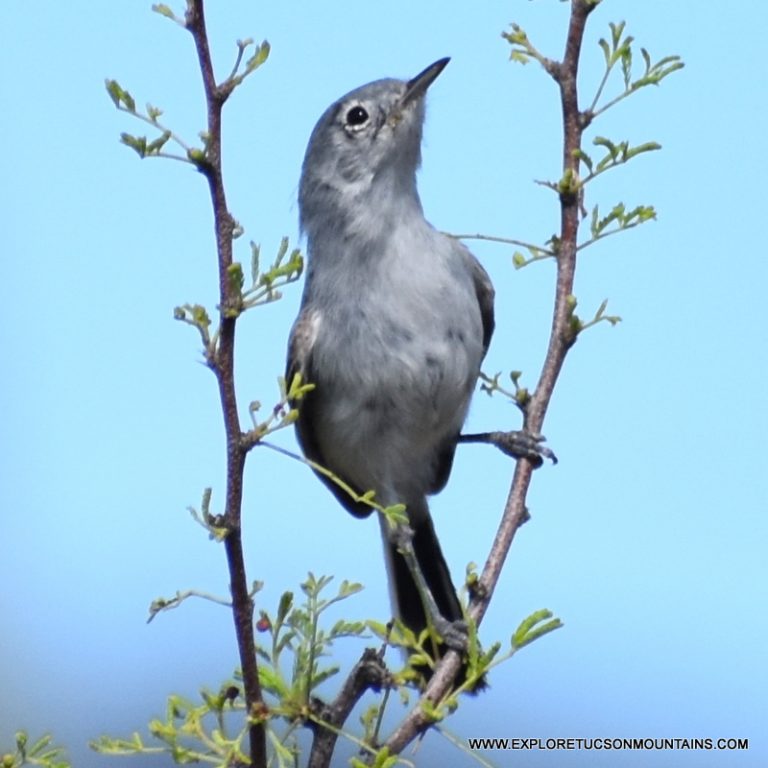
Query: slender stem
185 2 266 766
307 649 389 768
577 218 646 251
449 233 554 255
116 104 192 152
588 60 612 114
591 88 633 119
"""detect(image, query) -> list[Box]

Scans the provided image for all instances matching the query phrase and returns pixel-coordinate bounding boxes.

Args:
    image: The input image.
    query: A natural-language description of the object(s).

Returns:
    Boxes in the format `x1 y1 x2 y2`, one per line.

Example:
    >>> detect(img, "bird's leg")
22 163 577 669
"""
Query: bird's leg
388 521 470 653
458 430 558 466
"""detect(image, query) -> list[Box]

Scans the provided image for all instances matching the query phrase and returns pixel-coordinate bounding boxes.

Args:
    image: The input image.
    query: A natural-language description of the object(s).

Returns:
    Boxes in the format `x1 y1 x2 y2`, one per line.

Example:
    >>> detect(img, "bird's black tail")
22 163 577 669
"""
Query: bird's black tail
383 500 470 680
388 512 463 632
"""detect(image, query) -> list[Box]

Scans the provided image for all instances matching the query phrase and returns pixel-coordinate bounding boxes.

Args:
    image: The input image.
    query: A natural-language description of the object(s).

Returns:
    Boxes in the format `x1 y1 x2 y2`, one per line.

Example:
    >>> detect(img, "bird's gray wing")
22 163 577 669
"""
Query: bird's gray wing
470 253 495 359
286 306 374 519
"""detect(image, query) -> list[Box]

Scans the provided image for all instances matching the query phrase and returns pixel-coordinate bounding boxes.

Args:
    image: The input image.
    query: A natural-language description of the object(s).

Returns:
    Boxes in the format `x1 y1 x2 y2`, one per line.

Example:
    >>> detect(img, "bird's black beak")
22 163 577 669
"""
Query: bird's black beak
402 57 450 106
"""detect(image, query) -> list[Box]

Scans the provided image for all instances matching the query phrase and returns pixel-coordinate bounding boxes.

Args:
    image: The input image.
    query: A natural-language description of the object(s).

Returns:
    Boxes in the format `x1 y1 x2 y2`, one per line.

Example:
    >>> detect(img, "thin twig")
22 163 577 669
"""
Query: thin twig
449 233 554 256
307 648 390 768
184 1 267 766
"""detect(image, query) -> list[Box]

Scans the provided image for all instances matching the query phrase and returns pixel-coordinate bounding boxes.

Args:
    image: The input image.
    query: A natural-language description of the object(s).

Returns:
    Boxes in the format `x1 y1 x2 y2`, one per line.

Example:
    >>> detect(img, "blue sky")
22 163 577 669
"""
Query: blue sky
2 1 766 766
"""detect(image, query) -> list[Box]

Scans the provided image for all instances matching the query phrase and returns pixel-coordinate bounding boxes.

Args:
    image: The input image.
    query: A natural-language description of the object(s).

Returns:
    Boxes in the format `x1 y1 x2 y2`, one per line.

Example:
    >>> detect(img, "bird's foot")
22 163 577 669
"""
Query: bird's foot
459 429 557 466
432 616 471 653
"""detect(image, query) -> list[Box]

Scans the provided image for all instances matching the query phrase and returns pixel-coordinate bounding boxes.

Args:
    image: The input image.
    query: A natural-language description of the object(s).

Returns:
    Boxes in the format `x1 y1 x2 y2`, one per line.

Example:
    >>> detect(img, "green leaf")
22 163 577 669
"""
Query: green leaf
277 591 294 624
105 78 123 108
597 37 610 66
187 147 206 165
245 40 271 73
329 618 366 636
572 147 593 174
512 608 563 649
152 4 176 21
641 46 652 73
338 579 364 598
146 130 172 154
121 89 136 112
383 503 408 526
367 620 391 640
621 44 632 89
609 21 625 53
258 664 290 697
624 141 661 160
227 262 245 294
250 241 260 285
120 132 147 158
146 103 163 122
311 664 340 687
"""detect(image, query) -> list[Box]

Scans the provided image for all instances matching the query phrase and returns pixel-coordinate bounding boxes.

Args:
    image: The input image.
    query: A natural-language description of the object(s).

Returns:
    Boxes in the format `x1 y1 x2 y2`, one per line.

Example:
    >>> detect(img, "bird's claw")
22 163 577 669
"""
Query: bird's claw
494 430 557 466
459 429 557 466
433 617 471 653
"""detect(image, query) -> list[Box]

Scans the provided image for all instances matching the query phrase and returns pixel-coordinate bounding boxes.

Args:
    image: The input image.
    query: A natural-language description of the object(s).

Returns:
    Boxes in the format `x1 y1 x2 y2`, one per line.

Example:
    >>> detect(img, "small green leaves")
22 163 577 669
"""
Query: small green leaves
598 21 632 72
105 78 135 111
107 79 193 162
173 303 213 357
245 40 271 74
502 23 532 65
585 201 656 246
593 136 661 175
3 731 71 768
151 4 181 24
186 147 206 165
564 295 621 339
572 147 594 175
585 299 622 329
137 573 373 766
146 103 163 122
557 167 580 200
173 239 302 375
285 371 315 402
565 137 662 188
382 503 408 527
187 487 231 542
119 132 146 157
243 237 304 308
148 131 172 153
258 574 368 710
479 370 530 410
119 127 171 160
589 20 683 118
351 747 397 768
637 48 685 88
93 686 248 765
173 303 211 329
501 22 558 76
225 39 272 90
511 241 555 269
511 609 563 650
224 263 245 317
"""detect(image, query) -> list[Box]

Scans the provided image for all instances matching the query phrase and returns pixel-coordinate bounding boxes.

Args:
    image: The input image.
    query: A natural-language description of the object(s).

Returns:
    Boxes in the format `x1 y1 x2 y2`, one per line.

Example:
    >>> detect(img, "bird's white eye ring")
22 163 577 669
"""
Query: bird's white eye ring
345 105 369 127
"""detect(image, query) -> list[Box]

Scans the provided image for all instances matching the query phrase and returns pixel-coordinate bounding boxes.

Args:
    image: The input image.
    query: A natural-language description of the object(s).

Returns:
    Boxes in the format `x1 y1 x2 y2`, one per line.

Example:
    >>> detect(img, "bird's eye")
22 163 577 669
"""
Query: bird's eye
345 105 369 127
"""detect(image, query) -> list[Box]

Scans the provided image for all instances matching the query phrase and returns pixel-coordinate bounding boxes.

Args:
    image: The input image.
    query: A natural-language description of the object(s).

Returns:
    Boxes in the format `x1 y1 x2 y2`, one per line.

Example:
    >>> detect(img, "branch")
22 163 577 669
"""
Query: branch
307 649 390 768
184 1 266 765
473 0 595 614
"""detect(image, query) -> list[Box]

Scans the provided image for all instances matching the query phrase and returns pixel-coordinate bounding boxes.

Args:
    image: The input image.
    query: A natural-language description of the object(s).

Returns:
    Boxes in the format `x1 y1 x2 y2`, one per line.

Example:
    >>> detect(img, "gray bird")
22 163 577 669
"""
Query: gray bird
286 58 494 660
